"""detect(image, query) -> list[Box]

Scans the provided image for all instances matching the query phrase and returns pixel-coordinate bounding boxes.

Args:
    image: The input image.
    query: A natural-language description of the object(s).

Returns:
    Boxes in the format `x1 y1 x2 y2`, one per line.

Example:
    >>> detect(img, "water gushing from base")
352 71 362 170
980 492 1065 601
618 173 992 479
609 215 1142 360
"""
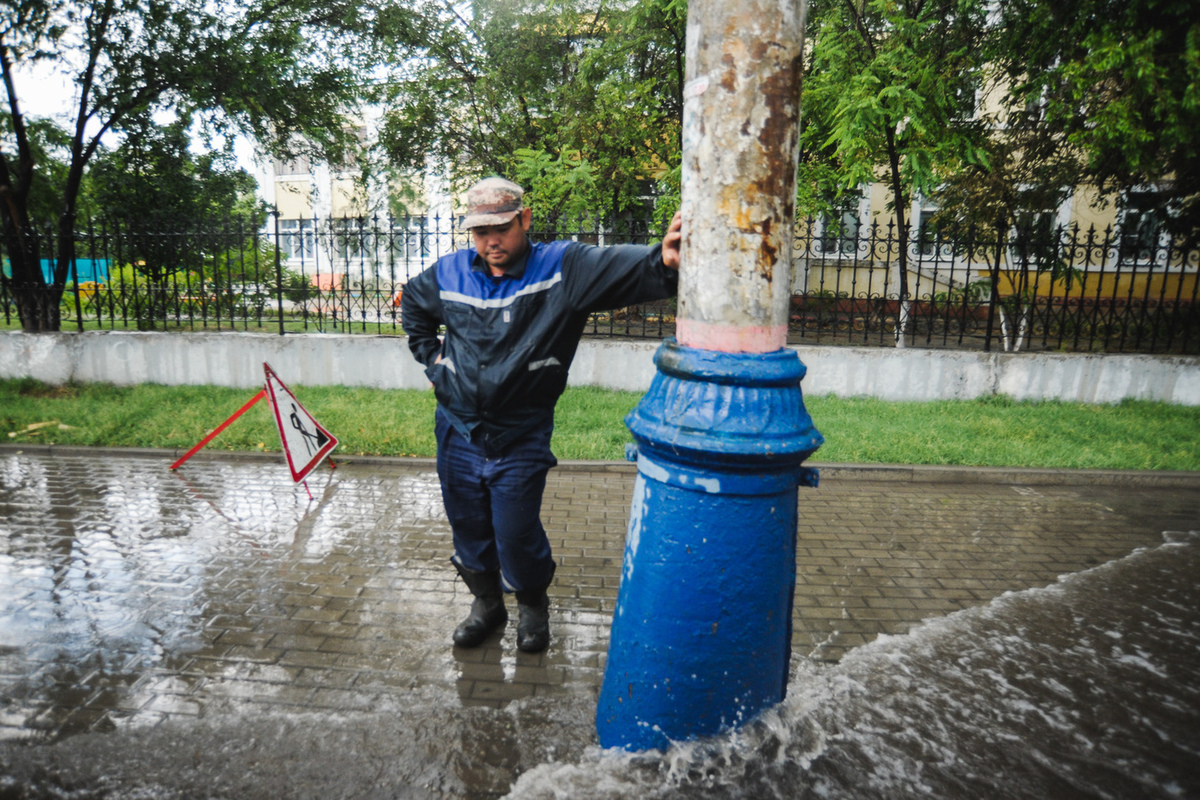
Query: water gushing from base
514 531 1200 799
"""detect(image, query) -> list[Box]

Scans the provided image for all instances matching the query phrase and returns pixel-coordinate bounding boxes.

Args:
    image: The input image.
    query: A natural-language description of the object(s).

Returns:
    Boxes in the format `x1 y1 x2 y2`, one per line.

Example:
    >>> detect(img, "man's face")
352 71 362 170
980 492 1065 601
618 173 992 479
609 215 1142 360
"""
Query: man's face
471 208 531 273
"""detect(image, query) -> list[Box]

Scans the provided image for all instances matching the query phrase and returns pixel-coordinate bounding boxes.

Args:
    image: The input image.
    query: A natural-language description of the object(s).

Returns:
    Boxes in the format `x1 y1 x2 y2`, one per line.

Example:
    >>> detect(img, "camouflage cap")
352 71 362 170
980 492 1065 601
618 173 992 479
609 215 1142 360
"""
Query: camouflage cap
463 177 524 229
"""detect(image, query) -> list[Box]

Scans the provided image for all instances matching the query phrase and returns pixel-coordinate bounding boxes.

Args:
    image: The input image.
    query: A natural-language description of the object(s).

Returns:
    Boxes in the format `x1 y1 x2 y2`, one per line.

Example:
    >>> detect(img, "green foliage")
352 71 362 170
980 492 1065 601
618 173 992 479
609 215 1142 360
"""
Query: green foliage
649 164 681 232
0 113 80 222
513 148 599 221
802 0 990 195
0 0 393 331
800 0 1200 256
387 169 428 218
276 267 314 305
90 117 264 283
800 0 991 302
551 0 684 220
932 278 992 305
971 0 1200 245
82 117 277 329
378 0 684 221
795 160 845 219
92 118 259 226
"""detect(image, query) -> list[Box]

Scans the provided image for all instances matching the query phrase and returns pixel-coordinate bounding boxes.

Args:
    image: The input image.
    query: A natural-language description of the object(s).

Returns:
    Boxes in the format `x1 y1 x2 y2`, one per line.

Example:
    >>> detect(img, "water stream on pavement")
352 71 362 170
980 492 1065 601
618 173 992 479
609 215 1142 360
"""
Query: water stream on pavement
508 530 1200 799
3 530 1195 799
2 453 1197 798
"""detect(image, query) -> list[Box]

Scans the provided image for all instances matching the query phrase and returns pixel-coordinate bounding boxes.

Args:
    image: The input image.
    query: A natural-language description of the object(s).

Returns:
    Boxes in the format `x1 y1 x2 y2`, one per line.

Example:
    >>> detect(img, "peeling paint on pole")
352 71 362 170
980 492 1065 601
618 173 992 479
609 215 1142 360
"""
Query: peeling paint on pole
677 0 807 354
597 0 819 752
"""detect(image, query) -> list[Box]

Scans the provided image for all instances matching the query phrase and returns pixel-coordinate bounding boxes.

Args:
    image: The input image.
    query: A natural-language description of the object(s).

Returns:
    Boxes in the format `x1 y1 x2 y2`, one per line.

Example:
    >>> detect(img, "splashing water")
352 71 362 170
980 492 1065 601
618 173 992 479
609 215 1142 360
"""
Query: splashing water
508 531 1200 800
2 452 1197 799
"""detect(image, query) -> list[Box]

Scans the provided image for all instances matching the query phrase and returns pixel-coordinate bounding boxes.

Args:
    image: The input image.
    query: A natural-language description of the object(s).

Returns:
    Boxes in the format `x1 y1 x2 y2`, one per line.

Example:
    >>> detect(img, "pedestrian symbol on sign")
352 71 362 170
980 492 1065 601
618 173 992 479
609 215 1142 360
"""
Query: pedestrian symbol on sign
289 402 329 457
264 363 339 483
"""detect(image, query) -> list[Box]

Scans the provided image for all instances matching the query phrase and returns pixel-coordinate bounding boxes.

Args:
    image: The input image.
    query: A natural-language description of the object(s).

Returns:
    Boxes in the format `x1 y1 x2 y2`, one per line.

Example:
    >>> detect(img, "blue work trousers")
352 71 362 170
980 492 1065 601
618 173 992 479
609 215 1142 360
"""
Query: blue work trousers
435 408 558 592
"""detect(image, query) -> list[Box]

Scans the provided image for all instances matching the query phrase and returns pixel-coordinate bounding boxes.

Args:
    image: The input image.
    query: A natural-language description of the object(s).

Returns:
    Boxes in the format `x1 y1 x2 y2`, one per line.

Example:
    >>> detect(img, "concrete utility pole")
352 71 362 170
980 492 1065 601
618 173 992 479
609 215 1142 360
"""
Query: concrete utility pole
596 0 822 752
675 1 805 356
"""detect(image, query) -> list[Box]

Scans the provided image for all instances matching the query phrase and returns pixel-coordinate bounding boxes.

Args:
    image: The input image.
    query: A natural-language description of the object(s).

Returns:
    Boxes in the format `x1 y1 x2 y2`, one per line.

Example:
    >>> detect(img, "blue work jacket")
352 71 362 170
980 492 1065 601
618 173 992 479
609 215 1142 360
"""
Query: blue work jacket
401 238 678 451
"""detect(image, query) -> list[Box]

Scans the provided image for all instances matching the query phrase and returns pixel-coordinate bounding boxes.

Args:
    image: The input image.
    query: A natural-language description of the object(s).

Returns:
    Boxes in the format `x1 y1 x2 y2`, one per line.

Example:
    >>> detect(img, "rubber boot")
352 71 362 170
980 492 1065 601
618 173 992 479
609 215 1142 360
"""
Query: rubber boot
515 587 550 653
452 564 508 648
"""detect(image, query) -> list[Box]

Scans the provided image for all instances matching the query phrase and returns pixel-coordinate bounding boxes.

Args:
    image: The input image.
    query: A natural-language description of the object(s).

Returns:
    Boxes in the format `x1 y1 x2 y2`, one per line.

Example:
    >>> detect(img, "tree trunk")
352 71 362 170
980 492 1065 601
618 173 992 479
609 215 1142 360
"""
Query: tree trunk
2 225 59 332
1014 304 1029 352
0 184 58 332
885 124 910 348
0 41 59 333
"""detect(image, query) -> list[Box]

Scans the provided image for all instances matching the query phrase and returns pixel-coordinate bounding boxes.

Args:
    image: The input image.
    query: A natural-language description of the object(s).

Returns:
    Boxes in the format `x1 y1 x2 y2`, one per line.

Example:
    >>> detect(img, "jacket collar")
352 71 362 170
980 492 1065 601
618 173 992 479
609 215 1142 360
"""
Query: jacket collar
471 237 534 278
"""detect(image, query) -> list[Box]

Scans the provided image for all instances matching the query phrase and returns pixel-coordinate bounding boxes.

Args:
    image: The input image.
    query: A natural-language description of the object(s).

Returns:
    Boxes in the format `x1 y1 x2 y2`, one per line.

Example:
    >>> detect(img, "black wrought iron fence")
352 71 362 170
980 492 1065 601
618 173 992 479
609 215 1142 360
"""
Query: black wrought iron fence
2 213 1197 354
792 217 1199 353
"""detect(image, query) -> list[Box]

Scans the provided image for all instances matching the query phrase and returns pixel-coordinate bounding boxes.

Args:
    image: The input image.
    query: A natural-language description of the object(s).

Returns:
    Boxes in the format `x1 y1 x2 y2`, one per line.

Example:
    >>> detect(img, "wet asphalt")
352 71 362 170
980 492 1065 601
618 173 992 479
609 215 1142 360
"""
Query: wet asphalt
1 445 1198 799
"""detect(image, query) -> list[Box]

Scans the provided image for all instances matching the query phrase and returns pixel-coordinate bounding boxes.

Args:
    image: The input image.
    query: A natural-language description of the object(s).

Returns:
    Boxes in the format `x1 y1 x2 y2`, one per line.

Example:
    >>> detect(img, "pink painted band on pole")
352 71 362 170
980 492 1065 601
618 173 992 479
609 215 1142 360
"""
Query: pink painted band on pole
676 319 788 354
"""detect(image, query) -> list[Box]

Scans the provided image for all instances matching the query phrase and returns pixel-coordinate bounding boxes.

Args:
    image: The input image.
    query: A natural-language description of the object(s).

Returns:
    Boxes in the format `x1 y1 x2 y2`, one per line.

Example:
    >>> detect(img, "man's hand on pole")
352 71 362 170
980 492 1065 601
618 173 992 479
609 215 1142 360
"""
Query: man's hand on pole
661 211 682 270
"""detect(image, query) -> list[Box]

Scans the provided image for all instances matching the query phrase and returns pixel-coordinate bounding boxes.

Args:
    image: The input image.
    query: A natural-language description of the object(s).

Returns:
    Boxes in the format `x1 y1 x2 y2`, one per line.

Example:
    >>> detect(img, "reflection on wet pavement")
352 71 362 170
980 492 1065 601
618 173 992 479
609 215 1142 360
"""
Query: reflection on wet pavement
1 450 1198 798
0 457 560 724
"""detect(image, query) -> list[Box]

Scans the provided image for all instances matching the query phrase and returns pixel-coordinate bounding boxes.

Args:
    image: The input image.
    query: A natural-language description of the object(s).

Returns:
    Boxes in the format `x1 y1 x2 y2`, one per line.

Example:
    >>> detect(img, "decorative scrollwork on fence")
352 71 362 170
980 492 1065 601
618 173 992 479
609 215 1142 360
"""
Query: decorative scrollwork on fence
1 214 1196 353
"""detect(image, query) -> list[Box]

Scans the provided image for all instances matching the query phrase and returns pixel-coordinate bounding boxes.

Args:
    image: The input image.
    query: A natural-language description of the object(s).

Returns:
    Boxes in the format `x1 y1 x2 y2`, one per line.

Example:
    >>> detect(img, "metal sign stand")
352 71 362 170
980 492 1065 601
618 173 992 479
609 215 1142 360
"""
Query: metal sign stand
170 363 339 493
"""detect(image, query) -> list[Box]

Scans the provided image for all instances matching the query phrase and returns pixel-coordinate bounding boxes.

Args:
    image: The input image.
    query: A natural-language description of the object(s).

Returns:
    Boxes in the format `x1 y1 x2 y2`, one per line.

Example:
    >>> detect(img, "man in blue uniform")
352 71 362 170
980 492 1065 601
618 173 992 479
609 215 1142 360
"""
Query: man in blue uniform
401 177 681 653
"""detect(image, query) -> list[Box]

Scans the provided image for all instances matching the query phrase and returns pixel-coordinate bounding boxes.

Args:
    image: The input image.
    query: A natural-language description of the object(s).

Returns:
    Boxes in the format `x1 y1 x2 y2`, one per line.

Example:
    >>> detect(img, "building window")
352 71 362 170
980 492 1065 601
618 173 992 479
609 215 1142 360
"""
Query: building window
1007 188 1072 270
1010 210 1058 268
913 198 955 260
916 206 943 256
951 77 979 122
273 154 311 177
817 192 863 256
392 218 431 262
1020 85 1050 125
1118 191 1164 265
334 126 368 174
332 218 365 262
279 218 315 260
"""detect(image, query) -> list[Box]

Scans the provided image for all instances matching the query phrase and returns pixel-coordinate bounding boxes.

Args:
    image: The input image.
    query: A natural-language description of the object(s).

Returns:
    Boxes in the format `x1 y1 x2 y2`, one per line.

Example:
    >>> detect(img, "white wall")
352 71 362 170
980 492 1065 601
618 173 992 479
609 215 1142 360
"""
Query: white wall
2 331 1198 405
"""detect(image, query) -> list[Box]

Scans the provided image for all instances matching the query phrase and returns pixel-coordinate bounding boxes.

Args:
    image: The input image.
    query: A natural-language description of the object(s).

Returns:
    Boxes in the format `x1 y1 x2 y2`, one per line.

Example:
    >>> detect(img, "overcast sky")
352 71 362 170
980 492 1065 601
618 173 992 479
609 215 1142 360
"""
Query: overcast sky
12 60 75 121
10 58 264 184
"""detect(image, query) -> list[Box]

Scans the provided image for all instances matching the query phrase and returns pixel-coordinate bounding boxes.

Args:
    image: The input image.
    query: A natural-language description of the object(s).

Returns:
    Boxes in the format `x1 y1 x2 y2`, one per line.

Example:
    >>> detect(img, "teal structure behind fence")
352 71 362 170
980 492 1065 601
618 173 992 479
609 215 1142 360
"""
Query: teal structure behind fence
39 259 109 284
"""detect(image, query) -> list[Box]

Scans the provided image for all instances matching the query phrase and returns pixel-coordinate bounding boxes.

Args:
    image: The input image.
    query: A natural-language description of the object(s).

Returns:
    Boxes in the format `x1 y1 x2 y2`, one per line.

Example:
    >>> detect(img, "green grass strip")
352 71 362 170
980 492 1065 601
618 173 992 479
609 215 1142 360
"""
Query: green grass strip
1 379 1197 471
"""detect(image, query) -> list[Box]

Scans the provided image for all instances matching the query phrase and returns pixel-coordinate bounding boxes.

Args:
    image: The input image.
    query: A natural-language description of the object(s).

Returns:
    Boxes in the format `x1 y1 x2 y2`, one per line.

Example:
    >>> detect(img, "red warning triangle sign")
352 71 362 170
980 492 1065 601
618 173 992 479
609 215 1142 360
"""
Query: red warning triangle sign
263 362 339 483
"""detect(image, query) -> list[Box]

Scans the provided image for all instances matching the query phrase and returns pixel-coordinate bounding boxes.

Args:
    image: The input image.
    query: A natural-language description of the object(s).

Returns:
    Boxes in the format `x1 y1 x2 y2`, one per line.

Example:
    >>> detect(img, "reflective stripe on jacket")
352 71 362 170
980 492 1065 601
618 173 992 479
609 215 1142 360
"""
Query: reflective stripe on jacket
401 238 678 451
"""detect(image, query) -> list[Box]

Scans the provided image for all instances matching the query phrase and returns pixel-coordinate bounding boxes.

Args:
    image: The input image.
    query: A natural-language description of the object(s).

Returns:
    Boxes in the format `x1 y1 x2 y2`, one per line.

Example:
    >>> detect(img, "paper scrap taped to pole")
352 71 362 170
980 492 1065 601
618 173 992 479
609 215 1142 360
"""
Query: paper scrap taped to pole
263 362 339 483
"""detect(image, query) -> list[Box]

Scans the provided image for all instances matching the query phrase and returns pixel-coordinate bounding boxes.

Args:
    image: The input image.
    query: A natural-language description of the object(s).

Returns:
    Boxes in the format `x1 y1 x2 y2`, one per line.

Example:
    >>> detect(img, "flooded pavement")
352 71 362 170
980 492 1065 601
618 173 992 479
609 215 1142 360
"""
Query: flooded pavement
513 530 1200 799
1 448 1198 798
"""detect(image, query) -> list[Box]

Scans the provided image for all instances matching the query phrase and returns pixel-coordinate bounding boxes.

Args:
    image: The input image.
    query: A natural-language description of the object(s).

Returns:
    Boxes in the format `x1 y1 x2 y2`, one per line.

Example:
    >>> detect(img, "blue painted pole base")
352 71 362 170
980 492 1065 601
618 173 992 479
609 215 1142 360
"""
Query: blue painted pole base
596 338 823 752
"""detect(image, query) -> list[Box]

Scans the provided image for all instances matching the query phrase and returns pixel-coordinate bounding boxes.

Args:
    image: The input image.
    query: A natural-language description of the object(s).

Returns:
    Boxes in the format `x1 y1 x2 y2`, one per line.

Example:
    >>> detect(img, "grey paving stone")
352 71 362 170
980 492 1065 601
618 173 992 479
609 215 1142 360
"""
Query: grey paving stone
0 447 1196 746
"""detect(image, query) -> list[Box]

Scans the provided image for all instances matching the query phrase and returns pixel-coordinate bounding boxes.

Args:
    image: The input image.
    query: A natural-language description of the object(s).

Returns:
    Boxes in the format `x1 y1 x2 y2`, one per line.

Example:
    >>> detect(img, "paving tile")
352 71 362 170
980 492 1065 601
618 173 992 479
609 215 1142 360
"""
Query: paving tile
0 449 1197 749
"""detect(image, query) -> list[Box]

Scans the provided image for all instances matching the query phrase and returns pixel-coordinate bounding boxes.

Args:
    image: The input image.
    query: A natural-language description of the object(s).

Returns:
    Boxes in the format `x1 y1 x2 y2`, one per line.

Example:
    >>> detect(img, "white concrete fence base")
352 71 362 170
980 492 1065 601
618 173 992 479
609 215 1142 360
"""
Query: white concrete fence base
2 331 1198 406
